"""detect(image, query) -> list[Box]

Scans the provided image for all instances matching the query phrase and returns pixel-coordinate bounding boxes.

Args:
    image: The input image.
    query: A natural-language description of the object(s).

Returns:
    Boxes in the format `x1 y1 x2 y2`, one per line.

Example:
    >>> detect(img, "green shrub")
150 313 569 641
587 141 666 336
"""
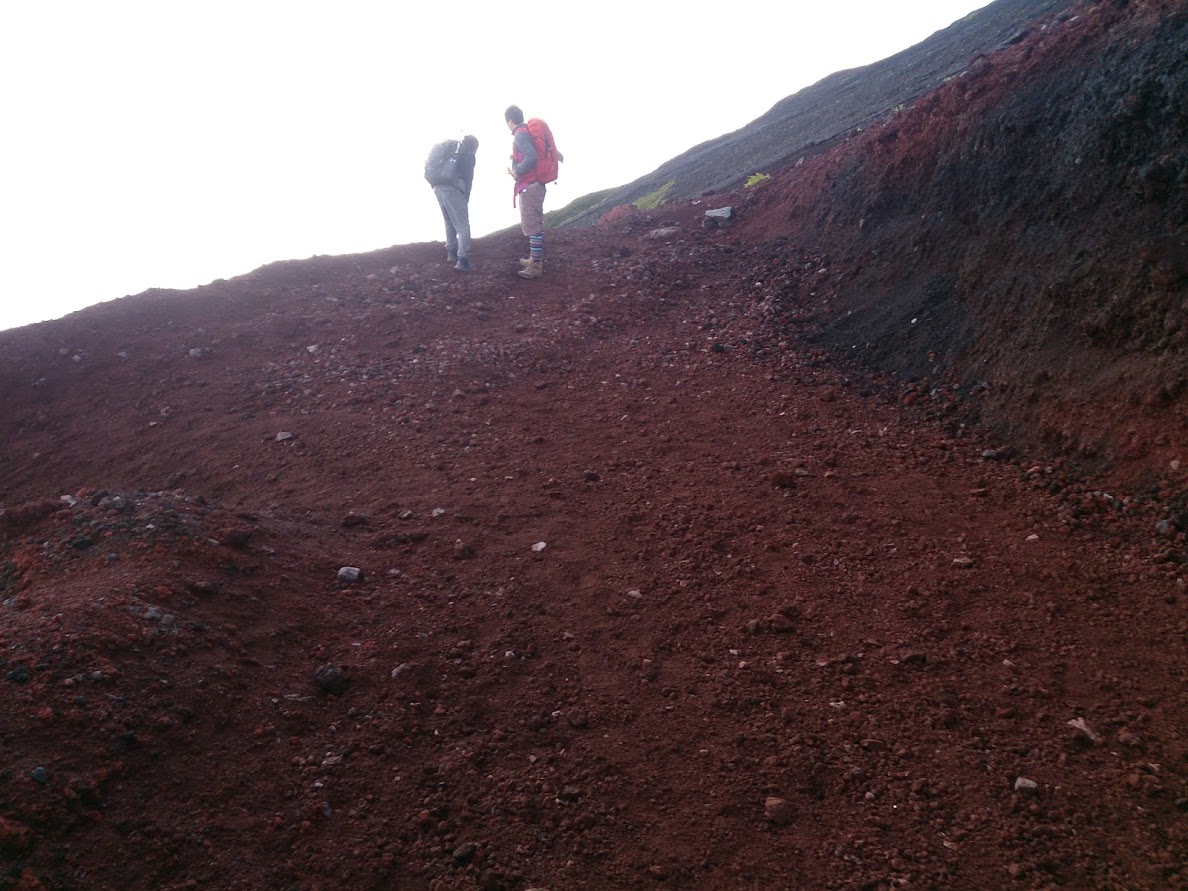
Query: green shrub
634 180 675 211
745 173 771 188
545 187 618 228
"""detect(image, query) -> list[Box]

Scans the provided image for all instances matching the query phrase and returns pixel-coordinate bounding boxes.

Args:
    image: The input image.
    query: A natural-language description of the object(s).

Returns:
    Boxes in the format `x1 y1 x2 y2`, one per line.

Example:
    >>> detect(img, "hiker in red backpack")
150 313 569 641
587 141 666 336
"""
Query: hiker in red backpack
505 105 562 280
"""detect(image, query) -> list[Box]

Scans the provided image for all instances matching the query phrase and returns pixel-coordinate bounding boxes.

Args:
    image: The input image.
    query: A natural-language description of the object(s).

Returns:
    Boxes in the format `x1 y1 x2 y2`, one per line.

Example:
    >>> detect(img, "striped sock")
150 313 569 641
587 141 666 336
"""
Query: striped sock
529 233 544 263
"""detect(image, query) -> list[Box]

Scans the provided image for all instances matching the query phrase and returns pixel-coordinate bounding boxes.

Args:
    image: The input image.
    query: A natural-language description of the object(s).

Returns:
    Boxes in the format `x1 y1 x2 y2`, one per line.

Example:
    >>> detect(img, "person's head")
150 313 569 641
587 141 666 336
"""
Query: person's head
462 134 479 154
504 105 524 130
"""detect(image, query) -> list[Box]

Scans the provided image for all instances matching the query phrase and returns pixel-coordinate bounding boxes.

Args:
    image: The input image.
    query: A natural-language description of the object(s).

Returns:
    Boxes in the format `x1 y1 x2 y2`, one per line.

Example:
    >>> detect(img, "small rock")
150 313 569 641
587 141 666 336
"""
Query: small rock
275 432 295 442
531 541 547 552
1014 777 1039 793
30 767 49 785
764 796 793 825
97 495 130 512
1067 717 1100 742
1116 727 1142 747
583 470 601 482
6 667 30 684
342 514 368 528
644 227 681 240
766 613 795 633
452 539 474 559
218 529 251 549
952 556 975 568
313 664 349 696
337 566 363 583
0 816 33 853
558 785 582 802
391 663 413 679
452 842 477 865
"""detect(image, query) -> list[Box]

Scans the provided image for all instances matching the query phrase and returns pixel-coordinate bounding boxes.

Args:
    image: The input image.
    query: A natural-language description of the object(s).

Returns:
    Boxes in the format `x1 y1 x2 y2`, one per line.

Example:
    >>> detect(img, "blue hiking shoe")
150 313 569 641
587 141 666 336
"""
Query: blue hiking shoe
454 256 474 272
446 249 458 264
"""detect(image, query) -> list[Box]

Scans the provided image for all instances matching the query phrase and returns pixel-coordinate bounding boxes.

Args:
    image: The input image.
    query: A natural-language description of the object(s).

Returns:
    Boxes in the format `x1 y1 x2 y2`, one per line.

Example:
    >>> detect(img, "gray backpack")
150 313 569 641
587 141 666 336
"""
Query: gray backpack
424 140 461 187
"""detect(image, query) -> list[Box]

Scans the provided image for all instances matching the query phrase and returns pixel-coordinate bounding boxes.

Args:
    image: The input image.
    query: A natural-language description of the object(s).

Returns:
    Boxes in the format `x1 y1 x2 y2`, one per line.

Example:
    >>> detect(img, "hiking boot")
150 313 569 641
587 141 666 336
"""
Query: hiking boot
517 259 544 280
454 256 474 272
518 257 533 268
446 249 458 264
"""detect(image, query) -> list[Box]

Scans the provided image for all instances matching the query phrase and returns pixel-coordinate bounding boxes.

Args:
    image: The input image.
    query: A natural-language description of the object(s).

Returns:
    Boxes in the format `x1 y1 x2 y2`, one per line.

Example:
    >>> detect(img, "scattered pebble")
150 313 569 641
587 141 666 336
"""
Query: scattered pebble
1067 717 1100 742
313 664 349 696
764 796 793 825
337 566 363 583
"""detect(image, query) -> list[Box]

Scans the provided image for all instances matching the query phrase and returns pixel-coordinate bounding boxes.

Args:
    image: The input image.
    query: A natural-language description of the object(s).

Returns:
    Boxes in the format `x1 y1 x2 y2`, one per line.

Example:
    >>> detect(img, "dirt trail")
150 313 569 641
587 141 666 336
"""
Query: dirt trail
0 215 1185 890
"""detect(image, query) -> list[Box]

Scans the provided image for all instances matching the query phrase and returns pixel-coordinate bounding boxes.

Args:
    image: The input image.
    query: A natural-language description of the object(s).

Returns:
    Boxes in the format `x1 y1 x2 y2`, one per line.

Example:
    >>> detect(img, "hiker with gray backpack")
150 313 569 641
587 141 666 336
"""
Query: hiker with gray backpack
424 134 479 271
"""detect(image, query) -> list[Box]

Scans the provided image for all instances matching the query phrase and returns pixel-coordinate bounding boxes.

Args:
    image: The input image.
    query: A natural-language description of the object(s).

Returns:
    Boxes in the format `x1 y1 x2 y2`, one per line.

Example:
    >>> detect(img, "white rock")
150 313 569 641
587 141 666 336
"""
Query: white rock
644 227 681 240
1068 717 1100 741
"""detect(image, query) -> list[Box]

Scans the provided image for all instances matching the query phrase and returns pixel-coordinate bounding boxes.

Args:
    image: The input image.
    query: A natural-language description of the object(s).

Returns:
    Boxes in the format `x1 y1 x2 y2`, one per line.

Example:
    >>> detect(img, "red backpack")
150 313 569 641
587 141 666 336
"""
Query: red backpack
522 118 560 184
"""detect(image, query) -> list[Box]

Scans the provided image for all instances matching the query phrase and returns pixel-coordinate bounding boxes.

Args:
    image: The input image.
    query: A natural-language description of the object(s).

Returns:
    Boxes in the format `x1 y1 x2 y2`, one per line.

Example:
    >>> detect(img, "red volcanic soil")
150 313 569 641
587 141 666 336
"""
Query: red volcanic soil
1 214 1185 890
1 4 1187 889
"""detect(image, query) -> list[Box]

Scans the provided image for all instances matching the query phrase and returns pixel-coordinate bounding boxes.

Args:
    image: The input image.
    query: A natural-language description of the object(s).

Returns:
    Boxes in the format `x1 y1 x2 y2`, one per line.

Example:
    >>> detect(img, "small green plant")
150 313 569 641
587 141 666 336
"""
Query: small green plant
545 186 618 228
634 180 675 211
744 173 771 188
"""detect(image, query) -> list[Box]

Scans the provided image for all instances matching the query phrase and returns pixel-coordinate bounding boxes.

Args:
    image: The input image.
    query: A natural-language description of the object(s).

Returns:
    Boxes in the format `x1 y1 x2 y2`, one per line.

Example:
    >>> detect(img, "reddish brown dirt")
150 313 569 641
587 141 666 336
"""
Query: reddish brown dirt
2 4 1187 887
732 0 1188 491
1 213 1185 890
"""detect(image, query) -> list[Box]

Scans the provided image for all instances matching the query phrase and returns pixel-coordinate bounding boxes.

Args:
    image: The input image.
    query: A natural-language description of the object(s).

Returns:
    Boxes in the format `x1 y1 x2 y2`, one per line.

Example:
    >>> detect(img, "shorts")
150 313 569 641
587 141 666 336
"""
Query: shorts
518 182 546 235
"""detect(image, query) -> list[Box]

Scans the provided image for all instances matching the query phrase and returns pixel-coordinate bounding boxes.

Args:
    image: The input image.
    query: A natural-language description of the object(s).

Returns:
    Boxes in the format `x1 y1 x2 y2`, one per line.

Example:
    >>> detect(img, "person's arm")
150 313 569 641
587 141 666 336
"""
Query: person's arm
511 130 536 177
461 153 476 200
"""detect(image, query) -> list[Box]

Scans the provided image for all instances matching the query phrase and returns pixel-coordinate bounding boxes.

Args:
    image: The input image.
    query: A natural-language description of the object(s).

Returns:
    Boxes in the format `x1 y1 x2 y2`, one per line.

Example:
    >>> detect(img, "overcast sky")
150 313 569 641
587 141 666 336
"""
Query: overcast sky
0 1 993 332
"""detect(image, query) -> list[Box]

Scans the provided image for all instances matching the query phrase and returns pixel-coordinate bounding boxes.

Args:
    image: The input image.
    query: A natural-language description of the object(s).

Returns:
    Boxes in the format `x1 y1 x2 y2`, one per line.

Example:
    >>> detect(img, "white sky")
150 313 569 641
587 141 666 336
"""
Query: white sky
0 1 992 332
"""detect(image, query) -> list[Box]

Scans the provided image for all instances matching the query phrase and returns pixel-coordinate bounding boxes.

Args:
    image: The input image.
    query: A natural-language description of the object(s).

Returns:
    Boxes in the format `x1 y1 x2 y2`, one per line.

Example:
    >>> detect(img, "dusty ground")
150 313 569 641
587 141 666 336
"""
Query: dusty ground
1 214 1185 890
2 3 1188 889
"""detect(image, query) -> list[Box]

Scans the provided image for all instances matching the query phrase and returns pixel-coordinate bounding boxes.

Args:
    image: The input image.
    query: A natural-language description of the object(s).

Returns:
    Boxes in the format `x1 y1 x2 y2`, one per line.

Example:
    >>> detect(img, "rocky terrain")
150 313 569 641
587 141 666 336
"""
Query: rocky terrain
552 0 1077 226
1 1 1186 889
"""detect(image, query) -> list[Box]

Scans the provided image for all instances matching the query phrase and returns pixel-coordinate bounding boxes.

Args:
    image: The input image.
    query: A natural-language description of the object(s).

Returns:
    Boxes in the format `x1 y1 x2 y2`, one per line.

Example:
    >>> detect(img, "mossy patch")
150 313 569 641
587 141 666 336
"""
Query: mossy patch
634 180 675 211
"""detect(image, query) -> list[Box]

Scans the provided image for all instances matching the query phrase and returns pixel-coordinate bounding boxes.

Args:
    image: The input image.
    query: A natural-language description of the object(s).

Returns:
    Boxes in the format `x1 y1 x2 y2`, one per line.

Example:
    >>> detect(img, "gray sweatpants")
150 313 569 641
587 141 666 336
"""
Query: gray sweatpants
434 186 471 257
